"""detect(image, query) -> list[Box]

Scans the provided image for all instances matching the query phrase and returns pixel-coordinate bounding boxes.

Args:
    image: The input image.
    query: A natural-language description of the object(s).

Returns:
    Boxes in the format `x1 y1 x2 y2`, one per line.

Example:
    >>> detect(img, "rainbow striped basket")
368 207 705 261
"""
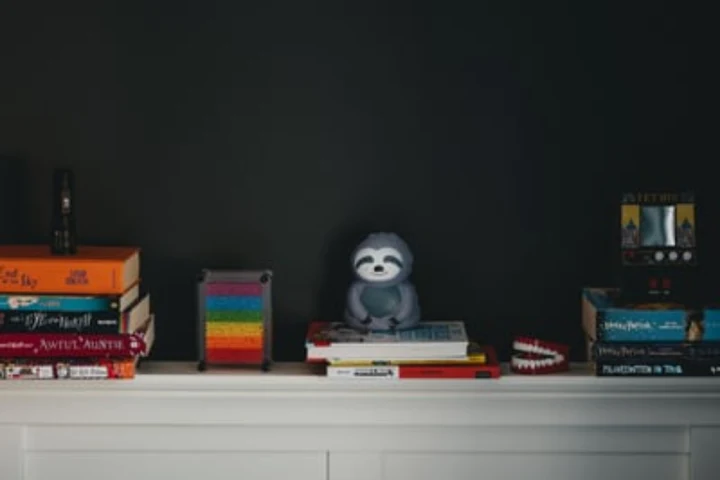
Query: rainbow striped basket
197 269 272 372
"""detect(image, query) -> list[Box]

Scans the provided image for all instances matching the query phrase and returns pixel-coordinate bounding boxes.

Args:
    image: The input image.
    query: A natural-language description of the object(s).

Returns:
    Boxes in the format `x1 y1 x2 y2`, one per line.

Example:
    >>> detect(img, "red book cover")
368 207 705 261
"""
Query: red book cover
397 362 500 379
0 332 146 358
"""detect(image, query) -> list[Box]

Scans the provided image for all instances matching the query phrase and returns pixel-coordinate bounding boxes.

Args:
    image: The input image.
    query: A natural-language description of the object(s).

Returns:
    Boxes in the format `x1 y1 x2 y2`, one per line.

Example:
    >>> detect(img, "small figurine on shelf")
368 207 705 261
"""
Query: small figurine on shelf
49 168 77 255
344 232 421 332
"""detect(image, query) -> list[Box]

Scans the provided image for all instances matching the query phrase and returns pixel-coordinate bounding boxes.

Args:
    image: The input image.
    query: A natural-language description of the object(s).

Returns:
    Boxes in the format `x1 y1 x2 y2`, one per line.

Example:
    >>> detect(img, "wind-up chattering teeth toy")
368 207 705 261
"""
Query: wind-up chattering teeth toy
510 336 569 374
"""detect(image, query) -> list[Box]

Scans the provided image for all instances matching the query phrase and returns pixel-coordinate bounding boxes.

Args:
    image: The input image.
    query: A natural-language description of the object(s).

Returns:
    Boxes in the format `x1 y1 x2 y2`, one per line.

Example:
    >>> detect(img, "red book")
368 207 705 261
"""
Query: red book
397 362 501 379
0 332 146 358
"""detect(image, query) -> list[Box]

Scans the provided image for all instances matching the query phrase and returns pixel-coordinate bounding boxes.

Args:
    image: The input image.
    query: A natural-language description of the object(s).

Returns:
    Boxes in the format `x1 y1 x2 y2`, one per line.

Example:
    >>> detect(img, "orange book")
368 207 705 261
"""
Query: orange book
0 245 140 294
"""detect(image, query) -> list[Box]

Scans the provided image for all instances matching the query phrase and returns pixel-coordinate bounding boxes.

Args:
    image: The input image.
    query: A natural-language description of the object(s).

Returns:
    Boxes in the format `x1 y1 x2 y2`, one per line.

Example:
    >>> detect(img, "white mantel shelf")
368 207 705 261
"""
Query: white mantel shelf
4 360 720 392
2 361 719 480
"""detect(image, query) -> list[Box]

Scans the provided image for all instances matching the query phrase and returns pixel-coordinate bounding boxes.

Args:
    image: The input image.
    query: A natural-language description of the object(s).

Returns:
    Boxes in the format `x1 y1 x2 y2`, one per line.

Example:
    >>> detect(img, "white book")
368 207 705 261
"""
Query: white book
305 321 469 361
327 366 399 379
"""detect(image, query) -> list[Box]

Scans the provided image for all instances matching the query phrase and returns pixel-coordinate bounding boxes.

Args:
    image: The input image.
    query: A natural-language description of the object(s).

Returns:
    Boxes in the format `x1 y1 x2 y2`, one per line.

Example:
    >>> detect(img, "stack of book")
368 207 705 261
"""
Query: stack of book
583 288 720 376
305 321 500 379
0 245 154 380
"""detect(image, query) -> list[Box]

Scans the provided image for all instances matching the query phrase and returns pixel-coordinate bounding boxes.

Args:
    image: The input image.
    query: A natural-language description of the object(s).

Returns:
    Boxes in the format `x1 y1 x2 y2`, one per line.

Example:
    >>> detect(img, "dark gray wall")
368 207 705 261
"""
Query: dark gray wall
0 2 715 361
0 158 29 244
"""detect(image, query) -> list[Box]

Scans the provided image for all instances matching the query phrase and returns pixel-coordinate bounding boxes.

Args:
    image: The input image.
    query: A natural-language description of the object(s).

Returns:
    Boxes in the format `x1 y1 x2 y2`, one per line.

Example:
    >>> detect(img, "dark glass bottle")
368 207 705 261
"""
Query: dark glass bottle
50 168 77 255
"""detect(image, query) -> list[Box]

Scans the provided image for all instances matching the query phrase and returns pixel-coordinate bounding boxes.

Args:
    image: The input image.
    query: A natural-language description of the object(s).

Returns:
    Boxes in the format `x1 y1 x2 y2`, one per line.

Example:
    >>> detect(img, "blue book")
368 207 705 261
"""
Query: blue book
583 288 720 342
0 284 139 312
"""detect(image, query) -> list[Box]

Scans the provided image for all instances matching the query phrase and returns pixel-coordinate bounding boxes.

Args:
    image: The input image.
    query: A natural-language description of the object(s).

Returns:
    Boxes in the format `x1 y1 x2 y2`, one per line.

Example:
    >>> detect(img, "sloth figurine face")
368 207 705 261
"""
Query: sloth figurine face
353 246 405 283
344 232 421 331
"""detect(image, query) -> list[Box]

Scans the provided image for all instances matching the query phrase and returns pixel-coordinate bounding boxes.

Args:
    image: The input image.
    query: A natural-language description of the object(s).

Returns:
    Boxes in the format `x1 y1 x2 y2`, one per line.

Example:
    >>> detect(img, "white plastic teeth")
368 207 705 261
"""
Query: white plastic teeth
512 340 559 357
511 340 565 370
510 354 565 370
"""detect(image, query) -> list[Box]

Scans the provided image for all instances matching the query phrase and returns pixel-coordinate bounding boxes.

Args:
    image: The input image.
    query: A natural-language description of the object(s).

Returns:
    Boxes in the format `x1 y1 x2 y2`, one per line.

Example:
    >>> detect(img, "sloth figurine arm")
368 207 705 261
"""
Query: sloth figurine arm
390 282 419 328
344 232 421 332
345 281 370 326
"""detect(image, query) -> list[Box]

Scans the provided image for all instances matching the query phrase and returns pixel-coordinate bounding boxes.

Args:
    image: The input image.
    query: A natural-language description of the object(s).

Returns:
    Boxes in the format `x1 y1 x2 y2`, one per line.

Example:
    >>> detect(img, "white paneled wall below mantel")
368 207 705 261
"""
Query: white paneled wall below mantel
0 361 718 480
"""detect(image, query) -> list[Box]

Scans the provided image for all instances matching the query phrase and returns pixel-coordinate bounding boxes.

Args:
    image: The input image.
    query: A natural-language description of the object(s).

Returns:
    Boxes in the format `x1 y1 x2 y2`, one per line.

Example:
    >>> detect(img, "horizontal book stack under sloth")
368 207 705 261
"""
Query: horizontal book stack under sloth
305 321 500 379
0 245 155 380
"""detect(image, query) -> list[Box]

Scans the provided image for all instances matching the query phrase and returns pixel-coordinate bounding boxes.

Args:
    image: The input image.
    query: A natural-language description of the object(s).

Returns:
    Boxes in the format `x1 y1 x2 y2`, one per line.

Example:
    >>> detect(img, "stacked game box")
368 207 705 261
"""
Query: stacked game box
0 245 154 380
305 321 500 379
582 192 720 376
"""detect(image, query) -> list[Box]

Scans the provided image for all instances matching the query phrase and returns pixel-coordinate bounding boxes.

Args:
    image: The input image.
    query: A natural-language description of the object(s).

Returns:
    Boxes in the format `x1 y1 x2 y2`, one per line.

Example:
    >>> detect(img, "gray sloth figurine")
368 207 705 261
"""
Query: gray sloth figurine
344 232 421 331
